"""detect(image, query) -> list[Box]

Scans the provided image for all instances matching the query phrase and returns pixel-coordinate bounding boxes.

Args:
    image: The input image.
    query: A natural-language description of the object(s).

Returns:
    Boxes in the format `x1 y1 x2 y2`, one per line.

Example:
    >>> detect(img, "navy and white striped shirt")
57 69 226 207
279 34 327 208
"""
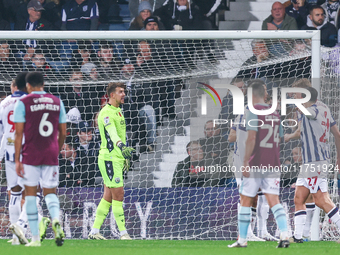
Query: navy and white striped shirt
298 101 336 164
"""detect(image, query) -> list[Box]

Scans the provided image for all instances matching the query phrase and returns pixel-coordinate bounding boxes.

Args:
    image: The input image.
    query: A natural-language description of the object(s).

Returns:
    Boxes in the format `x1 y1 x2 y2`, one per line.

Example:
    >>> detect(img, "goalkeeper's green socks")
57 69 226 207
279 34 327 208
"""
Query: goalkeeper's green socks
92 199 112 233
112 200 127 233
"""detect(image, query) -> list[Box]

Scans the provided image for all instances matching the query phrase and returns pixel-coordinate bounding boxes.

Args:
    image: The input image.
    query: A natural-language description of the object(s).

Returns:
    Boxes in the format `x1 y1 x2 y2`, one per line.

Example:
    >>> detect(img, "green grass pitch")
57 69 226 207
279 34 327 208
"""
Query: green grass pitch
1 239 340 255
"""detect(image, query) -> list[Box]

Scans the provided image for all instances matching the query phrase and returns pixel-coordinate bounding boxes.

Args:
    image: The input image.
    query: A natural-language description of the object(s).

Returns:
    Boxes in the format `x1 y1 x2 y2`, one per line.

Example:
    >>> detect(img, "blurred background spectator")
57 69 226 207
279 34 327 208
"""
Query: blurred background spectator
302 5 338 47
285 0 310 29
154 0 204 30
262 1 298 30
61 0 99 30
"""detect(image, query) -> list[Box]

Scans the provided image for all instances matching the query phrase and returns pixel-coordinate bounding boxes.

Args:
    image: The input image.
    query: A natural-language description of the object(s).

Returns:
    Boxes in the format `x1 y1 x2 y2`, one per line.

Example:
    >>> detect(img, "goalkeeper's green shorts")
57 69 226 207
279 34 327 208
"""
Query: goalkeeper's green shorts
98 159 124 188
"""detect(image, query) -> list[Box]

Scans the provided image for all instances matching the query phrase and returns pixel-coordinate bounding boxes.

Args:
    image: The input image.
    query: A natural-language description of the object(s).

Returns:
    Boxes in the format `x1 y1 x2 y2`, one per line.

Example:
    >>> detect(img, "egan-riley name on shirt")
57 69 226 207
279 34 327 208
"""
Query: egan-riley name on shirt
30 104 60 112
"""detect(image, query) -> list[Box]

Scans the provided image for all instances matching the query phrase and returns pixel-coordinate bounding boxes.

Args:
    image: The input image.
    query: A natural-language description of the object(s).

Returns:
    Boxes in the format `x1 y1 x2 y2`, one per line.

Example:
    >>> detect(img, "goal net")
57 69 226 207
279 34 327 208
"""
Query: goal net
0 30 337 241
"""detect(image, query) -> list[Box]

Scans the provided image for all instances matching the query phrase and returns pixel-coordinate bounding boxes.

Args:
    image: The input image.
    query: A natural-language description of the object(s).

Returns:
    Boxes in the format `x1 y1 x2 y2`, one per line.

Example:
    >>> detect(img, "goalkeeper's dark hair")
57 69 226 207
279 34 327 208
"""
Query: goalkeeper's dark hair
26 72 44 87
306 87 318 102
15 72 28 91
107 82 126 96
249 79 266 98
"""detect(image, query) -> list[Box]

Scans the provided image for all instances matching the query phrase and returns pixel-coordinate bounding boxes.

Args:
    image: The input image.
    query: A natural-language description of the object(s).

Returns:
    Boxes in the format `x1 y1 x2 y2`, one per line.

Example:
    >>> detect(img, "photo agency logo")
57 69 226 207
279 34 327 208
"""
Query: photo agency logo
198 82 312 128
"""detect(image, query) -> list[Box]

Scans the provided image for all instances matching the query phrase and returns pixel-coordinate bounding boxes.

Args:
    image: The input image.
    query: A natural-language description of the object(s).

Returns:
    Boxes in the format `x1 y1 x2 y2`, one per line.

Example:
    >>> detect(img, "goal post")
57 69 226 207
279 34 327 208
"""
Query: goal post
1 30 338 241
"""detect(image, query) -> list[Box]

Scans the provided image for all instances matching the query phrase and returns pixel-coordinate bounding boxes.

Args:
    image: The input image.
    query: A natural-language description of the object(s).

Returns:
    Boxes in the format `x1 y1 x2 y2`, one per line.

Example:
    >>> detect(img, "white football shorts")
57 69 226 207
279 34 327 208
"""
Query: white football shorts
22 164 59 188
239 171 280 197
6 160 24 190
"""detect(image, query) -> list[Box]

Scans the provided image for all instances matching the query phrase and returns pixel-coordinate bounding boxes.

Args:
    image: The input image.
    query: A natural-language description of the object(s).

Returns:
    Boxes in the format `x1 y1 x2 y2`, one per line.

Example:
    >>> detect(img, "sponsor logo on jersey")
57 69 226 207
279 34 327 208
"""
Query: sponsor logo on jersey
6 137 14 146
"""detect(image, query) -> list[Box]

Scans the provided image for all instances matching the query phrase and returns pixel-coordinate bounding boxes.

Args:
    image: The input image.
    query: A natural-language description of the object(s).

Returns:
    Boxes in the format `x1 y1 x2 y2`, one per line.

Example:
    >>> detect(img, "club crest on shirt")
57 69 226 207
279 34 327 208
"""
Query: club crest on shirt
115 177 120 184
104 116 110 125
120 120 124 125
83 5 88 12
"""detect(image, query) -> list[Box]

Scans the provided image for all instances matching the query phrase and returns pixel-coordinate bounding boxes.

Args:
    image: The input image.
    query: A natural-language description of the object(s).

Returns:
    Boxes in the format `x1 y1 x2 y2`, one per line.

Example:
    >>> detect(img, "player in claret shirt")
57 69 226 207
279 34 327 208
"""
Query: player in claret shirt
13 72 67 247
229 80 290 248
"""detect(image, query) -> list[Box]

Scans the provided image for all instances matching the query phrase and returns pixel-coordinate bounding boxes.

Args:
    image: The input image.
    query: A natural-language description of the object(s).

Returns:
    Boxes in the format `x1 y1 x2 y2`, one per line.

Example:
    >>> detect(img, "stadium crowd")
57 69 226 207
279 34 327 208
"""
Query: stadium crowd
0 0 339 190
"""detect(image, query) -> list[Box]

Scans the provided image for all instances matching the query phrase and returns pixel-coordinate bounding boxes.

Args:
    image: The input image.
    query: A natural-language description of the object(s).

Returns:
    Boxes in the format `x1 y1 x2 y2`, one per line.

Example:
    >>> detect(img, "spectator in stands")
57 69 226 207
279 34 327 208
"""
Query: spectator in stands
154 0 204 30
285 0 310 29
27 49 55 77
219 76 247 133
280 147 301 187
66 107 83 137
321 0 340 29
61 0 99 30
129 1 153 30
59 137 82 187
192 0 221 29
70 41 96 71
172 141 218 187
60 123 99 187
96 43 122 80
199 120 229 168
14 0 58 48
302 5 337 47
15 0 62 30
76 121 100 186
2 0 22 25
81 63 98 81
0 12 11 30
237 39 311 88
289 39 310 56
0 41 21 80
144 16 160 30
14 0 57 31
244 39 270 65
61 69 100 121
77 121 99 157
21 46 35 70
262 2 298 30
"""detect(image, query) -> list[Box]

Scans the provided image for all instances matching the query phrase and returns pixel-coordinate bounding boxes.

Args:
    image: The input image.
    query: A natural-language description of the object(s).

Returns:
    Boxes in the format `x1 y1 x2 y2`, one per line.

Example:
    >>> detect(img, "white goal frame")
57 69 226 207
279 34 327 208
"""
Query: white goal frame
0 30 322 240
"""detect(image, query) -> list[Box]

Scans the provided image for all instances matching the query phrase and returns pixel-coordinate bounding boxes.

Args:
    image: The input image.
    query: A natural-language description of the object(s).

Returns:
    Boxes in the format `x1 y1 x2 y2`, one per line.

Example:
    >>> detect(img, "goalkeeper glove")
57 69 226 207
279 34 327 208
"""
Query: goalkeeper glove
123 159 131 172
117 142 135 159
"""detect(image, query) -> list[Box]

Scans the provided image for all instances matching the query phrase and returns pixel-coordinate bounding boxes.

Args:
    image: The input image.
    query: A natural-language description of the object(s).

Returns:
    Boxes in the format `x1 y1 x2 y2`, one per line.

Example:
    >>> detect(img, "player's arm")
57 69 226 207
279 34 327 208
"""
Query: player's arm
243 130 256 177
284 120 301 142
58 100 67 152
13 100 25 178
242 110 257 177
104 114 135 159
228 128 236 143
330 124 340 169
58 123 66 152
0 105 5 160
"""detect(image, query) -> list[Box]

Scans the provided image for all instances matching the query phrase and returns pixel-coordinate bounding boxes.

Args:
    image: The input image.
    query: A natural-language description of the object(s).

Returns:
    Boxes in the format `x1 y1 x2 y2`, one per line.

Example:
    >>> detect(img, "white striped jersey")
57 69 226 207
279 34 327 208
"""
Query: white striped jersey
298 101 336 164
232 106 248 161
0 91 26 161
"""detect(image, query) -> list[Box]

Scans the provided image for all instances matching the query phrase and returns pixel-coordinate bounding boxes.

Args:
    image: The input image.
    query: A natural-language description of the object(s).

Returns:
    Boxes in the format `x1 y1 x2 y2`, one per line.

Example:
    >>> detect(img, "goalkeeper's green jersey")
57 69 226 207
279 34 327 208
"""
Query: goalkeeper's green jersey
98 103 126 162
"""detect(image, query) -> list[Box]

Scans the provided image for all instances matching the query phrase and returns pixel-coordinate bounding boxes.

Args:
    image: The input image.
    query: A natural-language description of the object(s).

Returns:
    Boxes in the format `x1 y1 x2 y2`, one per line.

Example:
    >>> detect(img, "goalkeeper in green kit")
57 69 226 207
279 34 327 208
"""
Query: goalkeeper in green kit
88 82 135 240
